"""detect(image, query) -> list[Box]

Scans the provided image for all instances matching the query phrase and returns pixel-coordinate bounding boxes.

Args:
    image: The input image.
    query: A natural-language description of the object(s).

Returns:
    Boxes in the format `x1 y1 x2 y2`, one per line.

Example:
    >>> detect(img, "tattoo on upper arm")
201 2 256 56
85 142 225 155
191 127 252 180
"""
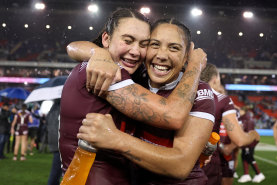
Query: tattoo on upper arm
123 150 141 162
224 118 234 131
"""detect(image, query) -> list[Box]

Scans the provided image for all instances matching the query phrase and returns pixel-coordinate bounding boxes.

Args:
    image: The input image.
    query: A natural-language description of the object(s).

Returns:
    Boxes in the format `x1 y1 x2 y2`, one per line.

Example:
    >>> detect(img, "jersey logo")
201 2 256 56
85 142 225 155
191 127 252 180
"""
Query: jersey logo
196 89 214 101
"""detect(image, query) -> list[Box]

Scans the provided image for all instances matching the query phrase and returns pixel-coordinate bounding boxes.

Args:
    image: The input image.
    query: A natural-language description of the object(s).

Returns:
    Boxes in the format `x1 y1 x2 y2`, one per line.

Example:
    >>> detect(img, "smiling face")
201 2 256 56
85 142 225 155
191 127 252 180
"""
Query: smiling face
145 23 188 88
102 18 150 75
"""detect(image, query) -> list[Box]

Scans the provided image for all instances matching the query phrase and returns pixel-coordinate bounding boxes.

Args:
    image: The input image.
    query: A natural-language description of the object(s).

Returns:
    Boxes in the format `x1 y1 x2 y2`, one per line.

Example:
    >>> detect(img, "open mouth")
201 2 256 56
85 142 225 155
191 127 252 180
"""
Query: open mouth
120 58 139 68
151 64 171 76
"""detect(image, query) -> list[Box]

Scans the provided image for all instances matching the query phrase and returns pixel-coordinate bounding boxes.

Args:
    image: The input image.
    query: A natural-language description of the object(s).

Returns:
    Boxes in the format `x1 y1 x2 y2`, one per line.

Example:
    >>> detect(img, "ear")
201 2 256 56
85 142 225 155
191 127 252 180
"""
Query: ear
102 32 110 48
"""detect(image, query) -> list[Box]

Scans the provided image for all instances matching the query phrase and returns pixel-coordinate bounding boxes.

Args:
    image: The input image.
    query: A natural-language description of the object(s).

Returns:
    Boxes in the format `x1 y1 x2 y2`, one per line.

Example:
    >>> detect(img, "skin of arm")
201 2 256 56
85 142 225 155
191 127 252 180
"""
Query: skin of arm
10 115 18 135
221 142 237 156
78 113 213 179
222 113 259 147
67 41 207 130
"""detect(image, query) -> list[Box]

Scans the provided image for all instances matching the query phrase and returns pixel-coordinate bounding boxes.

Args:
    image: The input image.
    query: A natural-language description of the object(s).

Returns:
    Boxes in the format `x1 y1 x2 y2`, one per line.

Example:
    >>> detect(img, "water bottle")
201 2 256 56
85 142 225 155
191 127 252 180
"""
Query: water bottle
60 139 97 185
199 132 220 168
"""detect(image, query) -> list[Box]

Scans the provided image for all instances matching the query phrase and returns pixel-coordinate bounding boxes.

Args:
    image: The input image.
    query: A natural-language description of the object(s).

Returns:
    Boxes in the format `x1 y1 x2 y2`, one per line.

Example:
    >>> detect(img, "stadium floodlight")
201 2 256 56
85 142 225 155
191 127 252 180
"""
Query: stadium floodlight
140 7 151 15
88 4 98 13
191 8 203 17
259 33 264 37
2 23 6 27
34 2 45 10
217 31 222 36
196 30 201 35
68 26 72 30
24 24 28 28
243 11 253 19
239 32 243 36
89 26 93 30
46 25 50 29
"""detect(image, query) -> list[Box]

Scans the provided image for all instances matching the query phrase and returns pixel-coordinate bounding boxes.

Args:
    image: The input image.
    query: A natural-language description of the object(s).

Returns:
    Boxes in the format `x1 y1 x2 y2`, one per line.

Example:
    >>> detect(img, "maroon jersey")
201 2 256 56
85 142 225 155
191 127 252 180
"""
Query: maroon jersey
203 90 236 185
134 74 215 185
59 62 134 184
14 110 31 136
241 112 258 148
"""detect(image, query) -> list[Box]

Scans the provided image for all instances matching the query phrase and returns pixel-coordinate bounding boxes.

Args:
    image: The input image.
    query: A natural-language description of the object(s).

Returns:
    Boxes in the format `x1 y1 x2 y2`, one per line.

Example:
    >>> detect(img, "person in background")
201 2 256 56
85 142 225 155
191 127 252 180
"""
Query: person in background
46 99 62 185
200 63 260 185
0 103 11 159
238 107 265 183
7 106 18 153
10 104 33 161
273 120 277 148
27 103 40 155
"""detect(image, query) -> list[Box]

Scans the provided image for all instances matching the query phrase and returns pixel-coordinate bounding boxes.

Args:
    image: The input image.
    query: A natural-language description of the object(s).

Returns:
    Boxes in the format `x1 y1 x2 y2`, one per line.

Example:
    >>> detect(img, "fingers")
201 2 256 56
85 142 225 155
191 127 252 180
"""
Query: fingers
94 72 107 96
98 78 114 97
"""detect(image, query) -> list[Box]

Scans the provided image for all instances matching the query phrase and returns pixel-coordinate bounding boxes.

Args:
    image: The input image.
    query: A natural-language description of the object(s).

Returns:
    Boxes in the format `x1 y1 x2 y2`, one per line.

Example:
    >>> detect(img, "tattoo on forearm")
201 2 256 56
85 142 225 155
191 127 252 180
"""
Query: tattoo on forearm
123 150 141 162
93 59 113 63
107 85 172 125
159 98 166 105
175 68 199 105
224 118 234 131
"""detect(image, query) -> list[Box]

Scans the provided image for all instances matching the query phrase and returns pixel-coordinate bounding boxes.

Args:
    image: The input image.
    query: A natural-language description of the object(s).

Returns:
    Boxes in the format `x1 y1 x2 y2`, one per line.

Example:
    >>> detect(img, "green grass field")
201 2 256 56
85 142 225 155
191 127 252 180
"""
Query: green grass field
0 136 276 185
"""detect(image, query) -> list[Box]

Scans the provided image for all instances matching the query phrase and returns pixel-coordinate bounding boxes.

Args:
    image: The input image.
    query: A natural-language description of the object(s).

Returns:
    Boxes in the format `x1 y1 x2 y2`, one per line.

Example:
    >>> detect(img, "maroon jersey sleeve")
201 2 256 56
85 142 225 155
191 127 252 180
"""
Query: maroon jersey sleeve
190 81 215 123
213 90 236 117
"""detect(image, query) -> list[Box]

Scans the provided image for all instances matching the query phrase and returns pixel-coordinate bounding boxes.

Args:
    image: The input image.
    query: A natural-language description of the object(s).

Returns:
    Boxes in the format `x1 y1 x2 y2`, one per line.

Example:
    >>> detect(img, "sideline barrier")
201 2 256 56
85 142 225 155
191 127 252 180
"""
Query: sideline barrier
256 129 273 136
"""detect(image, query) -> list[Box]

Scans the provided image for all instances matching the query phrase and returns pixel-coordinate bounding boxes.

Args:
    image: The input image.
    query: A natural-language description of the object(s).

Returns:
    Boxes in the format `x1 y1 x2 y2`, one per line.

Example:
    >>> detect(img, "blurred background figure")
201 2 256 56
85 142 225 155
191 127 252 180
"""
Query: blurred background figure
238 107 265 183
273 121 277 148
27 103 40 155
46 99 62 185
10 104 33 161
0 103 11 159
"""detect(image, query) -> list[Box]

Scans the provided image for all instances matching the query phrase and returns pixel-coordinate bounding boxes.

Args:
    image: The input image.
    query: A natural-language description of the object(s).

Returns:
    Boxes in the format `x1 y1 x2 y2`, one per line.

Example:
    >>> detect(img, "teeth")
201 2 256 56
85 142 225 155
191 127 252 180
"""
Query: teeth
154 64 169 71
124 58 137 63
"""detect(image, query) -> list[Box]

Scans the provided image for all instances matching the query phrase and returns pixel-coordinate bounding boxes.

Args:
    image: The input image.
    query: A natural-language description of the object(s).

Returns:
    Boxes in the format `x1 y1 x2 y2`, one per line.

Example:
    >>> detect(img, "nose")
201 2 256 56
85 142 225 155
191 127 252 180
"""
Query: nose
156 47 168 61
129 43 140 57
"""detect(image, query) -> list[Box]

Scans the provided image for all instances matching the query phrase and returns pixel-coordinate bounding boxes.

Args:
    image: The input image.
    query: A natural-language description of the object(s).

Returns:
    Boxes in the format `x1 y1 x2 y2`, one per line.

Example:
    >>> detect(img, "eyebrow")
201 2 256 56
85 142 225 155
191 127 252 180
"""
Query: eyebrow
122 34 150 43
150 39 183 48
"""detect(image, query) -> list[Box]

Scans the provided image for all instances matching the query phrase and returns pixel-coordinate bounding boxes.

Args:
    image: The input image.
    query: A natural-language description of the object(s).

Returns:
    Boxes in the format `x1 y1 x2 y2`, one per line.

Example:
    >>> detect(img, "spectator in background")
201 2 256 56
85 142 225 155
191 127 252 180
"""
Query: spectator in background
27 103 40 155
238 108 265 183
10 104 33 161
0 103 11 159
46 99 62 185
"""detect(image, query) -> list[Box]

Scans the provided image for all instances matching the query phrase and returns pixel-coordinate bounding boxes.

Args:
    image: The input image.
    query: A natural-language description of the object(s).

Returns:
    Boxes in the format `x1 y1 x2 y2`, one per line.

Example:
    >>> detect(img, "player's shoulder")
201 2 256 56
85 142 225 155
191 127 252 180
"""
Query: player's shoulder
195 81 214 101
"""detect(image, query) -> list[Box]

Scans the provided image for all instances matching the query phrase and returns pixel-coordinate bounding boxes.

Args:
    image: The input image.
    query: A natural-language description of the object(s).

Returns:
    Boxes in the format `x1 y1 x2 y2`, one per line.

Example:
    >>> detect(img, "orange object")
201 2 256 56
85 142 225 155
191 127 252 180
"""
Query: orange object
60 140 97 185
199 132 220 168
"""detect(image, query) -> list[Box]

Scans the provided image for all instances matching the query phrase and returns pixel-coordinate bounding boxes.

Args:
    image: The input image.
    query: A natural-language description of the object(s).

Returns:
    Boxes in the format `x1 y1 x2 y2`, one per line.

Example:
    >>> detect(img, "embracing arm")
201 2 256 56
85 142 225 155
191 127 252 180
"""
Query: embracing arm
67 41 207 130
223 113 259 147
78 113 213 179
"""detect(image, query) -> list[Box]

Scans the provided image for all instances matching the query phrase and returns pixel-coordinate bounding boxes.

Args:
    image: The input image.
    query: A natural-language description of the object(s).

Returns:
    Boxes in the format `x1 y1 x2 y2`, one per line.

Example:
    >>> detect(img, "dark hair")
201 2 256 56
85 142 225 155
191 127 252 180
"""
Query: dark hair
93 8 150 47
151 18 191 52
200 63 219 83
21 104 27 110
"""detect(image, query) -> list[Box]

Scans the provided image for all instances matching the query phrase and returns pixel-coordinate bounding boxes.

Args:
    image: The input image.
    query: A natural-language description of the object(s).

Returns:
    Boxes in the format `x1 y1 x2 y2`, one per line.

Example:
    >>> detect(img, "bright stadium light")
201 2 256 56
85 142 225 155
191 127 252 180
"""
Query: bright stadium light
88 4 98 13
34 2 45 10
196 30 201 35
243 11 253 19
239 32 243 36
191 8 203 17
140 7 151 15
2 23 6 27
24 24 28 28
68 26 72 30
259 33 264 37
218 31 222 36
89 26 93 30
46 25 50 29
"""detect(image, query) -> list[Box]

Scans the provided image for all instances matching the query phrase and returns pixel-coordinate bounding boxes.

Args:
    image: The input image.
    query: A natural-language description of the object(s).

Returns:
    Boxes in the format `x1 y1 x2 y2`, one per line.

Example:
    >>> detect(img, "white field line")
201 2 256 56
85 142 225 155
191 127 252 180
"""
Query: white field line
254 155 277 166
